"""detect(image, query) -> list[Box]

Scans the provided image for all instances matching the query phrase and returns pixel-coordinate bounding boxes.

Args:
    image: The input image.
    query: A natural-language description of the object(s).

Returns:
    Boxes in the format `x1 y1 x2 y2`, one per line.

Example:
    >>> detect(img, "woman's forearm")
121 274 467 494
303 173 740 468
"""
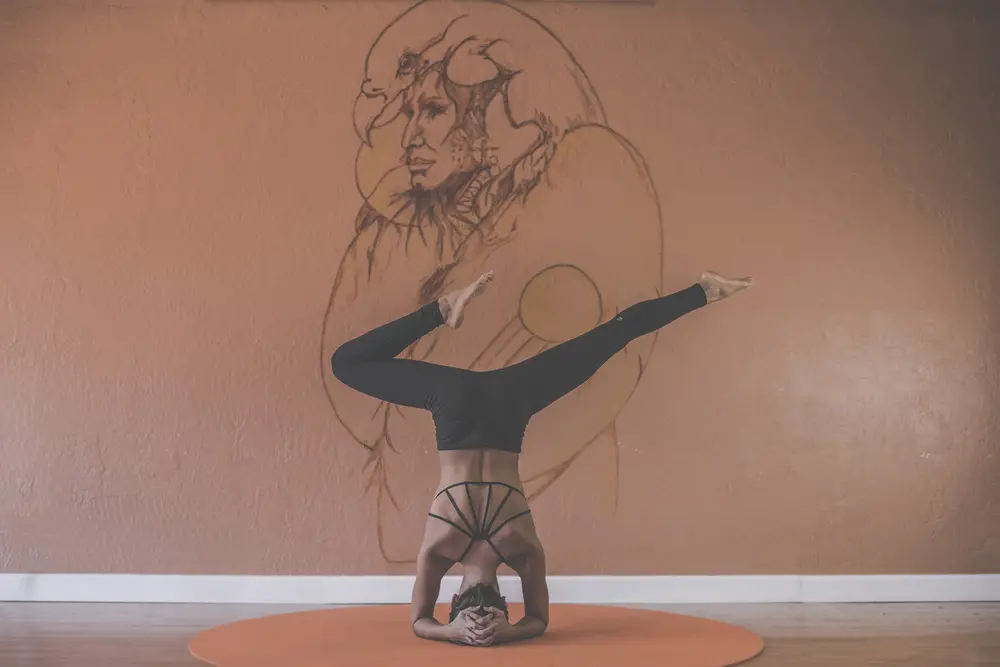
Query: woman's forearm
412 617 456 642
505 615 547 642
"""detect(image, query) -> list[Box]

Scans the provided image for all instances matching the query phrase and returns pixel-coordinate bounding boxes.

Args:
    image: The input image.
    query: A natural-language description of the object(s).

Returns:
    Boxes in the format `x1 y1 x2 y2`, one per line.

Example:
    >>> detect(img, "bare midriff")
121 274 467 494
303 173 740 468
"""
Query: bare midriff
435 447 523 494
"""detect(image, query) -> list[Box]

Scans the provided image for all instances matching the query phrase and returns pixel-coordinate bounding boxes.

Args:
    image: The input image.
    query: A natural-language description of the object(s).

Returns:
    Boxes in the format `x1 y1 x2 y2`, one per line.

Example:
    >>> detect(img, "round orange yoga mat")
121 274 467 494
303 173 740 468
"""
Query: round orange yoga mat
189 604 764 667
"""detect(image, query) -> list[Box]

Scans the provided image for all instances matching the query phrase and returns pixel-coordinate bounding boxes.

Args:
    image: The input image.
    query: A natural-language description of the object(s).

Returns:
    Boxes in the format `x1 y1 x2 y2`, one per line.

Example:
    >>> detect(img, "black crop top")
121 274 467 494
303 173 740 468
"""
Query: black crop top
428 481 532 564
430 369 529 454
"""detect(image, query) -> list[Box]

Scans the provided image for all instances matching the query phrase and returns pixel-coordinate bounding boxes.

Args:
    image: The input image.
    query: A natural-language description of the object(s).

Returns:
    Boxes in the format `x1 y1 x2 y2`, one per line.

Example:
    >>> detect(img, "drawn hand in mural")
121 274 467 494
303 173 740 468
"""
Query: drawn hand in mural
321 0 665 563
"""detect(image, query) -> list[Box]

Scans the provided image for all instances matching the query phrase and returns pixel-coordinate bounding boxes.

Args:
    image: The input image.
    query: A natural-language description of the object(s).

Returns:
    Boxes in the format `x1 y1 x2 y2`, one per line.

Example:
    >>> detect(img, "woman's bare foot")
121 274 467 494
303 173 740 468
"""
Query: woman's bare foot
438 271 495 328
699 271 753 304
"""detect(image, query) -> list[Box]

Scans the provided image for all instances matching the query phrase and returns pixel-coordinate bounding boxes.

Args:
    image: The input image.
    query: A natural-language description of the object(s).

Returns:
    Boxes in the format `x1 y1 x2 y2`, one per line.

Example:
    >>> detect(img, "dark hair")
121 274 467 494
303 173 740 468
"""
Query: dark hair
449 582 509 622
403 61 509 145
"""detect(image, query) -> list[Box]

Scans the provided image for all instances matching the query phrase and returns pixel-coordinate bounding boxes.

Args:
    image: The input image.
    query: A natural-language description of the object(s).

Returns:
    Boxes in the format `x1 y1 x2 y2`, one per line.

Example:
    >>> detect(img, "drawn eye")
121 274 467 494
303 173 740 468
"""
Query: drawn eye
397 53 417 76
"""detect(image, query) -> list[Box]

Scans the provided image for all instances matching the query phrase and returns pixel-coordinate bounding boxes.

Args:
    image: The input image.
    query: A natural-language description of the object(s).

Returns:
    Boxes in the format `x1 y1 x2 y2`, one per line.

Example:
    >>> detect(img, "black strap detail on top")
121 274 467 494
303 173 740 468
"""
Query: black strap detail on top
428 482 530 564
445 488 478 537
482 484 492 536
487 509 533 540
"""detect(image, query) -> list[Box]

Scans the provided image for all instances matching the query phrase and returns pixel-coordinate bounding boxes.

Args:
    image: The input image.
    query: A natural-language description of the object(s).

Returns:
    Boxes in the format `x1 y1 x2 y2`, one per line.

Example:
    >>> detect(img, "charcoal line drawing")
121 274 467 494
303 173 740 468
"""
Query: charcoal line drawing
321 0 664 563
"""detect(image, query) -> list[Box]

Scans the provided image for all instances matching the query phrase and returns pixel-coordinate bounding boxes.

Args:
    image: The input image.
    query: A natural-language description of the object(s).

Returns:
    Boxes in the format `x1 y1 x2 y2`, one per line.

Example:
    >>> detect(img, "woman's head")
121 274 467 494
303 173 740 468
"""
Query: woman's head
400 63 508 192
449 582 509 622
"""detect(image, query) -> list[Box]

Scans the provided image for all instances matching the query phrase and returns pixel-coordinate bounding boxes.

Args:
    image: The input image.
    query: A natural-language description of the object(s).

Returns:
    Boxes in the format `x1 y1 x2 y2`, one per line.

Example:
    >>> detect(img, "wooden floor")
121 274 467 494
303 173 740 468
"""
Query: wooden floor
1 602 997 665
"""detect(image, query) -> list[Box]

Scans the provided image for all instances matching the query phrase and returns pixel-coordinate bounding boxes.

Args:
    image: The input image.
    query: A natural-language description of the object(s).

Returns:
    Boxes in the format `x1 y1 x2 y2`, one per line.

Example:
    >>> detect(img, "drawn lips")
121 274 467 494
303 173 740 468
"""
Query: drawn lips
406 156 434 171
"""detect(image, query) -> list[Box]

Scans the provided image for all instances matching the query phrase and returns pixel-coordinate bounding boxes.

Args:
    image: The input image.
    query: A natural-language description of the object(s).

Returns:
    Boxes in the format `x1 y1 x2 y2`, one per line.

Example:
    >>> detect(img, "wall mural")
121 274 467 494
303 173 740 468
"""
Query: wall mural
320 0 665 563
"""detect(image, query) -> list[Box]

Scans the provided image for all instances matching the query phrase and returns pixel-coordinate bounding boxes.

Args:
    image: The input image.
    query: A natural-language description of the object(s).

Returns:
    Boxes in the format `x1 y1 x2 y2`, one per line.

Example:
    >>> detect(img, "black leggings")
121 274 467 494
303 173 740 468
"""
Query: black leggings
331 283 708 452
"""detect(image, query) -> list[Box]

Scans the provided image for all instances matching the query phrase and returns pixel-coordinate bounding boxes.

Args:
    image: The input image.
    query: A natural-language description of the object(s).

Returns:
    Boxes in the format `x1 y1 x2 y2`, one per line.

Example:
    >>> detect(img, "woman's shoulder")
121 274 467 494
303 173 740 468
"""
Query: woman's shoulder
418 524 460 566
504 529 545 572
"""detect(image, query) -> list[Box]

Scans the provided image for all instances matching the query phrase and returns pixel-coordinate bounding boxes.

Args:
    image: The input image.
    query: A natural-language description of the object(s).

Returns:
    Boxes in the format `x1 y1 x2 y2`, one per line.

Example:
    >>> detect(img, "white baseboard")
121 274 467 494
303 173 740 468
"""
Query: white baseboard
1 574 998 604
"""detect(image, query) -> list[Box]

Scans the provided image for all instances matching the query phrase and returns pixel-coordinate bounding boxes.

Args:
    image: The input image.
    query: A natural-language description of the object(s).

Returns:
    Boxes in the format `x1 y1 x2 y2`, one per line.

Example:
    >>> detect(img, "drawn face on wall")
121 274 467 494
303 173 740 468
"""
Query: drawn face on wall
400 68 481 192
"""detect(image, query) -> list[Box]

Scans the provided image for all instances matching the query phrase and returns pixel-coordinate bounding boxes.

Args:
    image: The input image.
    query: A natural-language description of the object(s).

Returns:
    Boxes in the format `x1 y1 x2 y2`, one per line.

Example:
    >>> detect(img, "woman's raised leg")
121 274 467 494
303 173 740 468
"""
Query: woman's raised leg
330 272 495 410
499 271 753 417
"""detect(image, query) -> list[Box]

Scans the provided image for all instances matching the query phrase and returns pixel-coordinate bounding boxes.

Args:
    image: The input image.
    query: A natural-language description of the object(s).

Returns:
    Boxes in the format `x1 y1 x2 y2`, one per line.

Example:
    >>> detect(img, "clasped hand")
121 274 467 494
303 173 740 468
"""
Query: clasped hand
448 606 511 647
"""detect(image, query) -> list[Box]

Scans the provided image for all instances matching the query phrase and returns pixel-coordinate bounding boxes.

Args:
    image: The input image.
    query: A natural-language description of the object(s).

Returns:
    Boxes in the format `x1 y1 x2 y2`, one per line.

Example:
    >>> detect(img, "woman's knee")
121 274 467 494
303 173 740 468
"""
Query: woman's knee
330 343 359 383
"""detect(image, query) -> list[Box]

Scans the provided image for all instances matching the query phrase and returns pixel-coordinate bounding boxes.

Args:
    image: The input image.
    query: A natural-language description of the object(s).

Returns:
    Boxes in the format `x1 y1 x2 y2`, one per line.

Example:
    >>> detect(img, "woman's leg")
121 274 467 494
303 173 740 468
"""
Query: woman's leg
330 272 496 411
500 272 752 417
331 300 458 410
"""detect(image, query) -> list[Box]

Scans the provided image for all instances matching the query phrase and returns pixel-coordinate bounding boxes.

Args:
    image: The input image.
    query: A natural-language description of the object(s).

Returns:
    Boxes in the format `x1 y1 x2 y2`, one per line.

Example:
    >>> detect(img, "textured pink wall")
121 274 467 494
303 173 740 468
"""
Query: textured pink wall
1 0 997 575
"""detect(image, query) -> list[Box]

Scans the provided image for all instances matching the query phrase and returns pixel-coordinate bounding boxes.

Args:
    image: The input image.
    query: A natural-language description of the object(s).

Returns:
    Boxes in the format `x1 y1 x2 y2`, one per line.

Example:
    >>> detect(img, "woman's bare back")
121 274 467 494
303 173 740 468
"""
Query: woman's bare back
420 448 541 568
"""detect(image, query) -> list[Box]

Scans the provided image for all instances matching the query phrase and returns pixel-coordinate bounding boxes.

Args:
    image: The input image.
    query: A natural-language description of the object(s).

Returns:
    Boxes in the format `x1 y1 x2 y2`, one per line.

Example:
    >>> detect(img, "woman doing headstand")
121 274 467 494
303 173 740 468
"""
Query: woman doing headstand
331 270 753 646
